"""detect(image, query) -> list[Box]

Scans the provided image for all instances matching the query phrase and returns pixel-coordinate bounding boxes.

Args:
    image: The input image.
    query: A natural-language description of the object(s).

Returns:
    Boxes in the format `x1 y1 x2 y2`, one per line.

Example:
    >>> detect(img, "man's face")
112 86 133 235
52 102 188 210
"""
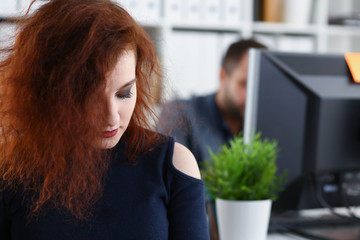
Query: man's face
220 53 248 121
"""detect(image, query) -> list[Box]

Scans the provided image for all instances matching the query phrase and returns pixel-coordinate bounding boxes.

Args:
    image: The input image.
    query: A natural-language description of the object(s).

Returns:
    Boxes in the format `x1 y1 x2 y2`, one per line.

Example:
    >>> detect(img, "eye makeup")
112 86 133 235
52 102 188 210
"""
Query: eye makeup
115 79 136 99
116 88 133 99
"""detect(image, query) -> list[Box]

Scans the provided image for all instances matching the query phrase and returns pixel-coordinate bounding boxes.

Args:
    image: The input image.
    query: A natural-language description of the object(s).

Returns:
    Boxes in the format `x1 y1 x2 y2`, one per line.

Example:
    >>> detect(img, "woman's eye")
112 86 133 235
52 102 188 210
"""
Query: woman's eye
116 89 132 99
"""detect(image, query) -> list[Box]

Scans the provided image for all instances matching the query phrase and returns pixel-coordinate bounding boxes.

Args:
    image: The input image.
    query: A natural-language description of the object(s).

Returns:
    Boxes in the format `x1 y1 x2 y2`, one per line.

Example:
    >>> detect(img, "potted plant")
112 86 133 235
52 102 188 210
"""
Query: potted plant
201 133 287 240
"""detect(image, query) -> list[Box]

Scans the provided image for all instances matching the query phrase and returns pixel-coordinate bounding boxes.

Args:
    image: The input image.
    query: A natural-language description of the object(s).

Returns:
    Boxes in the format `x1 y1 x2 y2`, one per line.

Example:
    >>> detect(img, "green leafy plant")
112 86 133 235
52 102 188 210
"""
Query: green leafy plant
201 133 287 201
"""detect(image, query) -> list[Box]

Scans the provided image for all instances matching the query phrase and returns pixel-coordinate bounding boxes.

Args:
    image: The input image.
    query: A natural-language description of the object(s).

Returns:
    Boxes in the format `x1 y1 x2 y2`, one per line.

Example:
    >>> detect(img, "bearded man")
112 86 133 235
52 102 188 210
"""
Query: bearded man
161 39 267 164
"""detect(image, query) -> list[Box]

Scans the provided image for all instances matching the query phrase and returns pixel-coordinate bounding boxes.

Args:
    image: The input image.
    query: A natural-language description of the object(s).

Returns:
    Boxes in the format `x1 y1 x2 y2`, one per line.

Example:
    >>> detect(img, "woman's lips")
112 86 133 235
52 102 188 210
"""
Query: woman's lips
103 129 118 138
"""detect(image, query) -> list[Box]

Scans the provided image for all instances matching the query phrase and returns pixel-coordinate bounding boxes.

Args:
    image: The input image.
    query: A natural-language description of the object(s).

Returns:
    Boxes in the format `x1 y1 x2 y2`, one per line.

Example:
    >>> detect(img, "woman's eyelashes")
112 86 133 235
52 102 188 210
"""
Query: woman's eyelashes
116 88 133 99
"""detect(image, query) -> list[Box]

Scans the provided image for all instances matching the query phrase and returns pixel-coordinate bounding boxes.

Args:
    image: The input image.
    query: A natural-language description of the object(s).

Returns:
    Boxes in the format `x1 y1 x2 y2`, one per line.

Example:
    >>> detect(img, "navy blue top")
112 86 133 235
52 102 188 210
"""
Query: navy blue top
0 136 209 240
160 93 233 164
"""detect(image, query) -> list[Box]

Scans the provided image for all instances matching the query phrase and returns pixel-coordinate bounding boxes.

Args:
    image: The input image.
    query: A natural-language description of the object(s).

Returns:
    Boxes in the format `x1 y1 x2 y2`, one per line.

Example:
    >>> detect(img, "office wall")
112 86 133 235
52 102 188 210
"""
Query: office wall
0 0 360 99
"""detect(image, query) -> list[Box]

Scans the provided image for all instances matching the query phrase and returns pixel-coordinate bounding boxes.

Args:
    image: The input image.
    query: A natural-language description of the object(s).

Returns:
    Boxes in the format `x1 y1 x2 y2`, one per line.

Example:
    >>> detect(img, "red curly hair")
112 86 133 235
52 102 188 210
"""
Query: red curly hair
0 0 161 220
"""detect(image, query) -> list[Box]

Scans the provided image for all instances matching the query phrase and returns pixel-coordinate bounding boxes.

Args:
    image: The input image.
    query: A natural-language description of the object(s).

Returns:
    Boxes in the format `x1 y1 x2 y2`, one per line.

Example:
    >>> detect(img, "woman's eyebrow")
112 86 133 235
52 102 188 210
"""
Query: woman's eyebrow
119 78 137 90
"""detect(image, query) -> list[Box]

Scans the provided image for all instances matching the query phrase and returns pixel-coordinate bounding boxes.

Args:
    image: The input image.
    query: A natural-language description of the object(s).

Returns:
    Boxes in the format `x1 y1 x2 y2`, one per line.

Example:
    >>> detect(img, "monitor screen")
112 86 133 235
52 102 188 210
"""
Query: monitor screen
244 49 360 211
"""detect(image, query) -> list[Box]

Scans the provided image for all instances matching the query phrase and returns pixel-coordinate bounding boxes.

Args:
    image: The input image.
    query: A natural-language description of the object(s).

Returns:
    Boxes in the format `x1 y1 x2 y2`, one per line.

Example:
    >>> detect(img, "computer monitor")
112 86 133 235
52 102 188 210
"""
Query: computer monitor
244 49 360 212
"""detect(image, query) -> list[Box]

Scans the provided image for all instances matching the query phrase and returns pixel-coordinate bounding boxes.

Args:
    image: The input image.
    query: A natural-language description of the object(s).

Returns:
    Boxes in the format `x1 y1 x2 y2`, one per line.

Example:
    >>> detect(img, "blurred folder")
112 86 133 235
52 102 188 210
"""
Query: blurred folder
262 0 284 22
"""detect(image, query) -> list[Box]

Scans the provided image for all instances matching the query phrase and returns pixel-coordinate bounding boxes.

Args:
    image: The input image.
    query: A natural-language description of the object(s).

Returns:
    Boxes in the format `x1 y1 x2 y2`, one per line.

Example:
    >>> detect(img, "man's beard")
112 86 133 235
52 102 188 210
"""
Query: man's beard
223 94 244 123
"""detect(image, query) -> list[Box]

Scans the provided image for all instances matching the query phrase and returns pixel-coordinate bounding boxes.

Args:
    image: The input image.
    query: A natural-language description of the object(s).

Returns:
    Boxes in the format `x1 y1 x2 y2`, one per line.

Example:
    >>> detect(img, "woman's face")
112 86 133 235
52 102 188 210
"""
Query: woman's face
95 50 137 149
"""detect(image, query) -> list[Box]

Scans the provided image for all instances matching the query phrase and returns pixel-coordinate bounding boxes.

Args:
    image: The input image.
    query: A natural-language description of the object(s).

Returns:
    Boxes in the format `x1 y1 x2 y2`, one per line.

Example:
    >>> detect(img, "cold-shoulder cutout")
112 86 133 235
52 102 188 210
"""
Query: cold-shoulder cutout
172 142 201 180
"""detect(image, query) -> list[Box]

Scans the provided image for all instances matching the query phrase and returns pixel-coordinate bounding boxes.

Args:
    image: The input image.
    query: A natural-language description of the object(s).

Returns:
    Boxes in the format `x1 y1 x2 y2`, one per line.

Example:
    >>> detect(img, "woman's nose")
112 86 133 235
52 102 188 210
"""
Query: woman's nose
105 100 120 127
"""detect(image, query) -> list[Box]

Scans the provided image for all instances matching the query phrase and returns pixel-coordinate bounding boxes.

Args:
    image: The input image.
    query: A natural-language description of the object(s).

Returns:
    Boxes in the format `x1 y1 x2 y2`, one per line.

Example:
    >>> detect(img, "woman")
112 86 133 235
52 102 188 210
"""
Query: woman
0 0 209 239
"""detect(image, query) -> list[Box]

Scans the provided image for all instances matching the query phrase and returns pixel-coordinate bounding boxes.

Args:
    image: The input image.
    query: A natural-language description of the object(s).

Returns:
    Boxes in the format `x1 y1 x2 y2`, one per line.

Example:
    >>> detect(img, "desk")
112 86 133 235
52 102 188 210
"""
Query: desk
211 207 360 240
268 233 308 239
267 207 360 240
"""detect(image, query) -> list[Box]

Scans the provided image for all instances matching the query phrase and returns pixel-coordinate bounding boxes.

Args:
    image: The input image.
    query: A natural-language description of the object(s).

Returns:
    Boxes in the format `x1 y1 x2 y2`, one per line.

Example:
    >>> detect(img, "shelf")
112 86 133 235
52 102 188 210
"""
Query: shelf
252 22 318 35
137 20 162 29
170 22 241 33
327 25 360 36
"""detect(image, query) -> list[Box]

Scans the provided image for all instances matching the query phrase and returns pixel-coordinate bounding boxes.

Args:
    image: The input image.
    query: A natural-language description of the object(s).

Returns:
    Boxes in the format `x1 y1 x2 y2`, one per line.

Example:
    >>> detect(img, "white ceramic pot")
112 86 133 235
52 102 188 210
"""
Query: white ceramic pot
216 198 272 240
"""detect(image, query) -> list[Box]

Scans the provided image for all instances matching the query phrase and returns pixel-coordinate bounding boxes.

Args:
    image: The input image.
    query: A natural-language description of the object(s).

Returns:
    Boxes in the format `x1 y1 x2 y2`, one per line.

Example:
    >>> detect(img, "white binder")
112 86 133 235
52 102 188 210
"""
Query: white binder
203 0 221 24
125 0 143 22
222 0 241 25
141 0 161 22
166 0 187 24
168 31 220 98
185 0 202 24
277 36 315 53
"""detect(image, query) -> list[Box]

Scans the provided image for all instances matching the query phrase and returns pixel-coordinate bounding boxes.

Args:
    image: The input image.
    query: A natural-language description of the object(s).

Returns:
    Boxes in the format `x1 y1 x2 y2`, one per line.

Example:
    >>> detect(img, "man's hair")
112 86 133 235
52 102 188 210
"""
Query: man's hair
221 39 266 74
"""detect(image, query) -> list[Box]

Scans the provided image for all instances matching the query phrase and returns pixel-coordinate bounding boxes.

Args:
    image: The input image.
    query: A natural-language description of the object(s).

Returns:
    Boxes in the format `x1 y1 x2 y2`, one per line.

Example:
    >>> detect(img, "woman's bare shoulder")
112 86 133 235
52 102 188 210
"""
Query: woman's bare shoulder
172 142 201 180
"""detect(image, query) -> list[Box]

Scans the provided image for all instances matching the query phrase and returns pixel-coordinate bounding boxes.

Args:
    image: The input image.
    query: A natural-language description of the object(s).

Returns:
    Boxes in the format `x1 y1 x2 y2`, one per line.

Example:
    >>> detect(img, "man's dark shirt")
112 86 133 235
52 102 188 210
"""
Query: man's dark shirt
160 93 233 164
